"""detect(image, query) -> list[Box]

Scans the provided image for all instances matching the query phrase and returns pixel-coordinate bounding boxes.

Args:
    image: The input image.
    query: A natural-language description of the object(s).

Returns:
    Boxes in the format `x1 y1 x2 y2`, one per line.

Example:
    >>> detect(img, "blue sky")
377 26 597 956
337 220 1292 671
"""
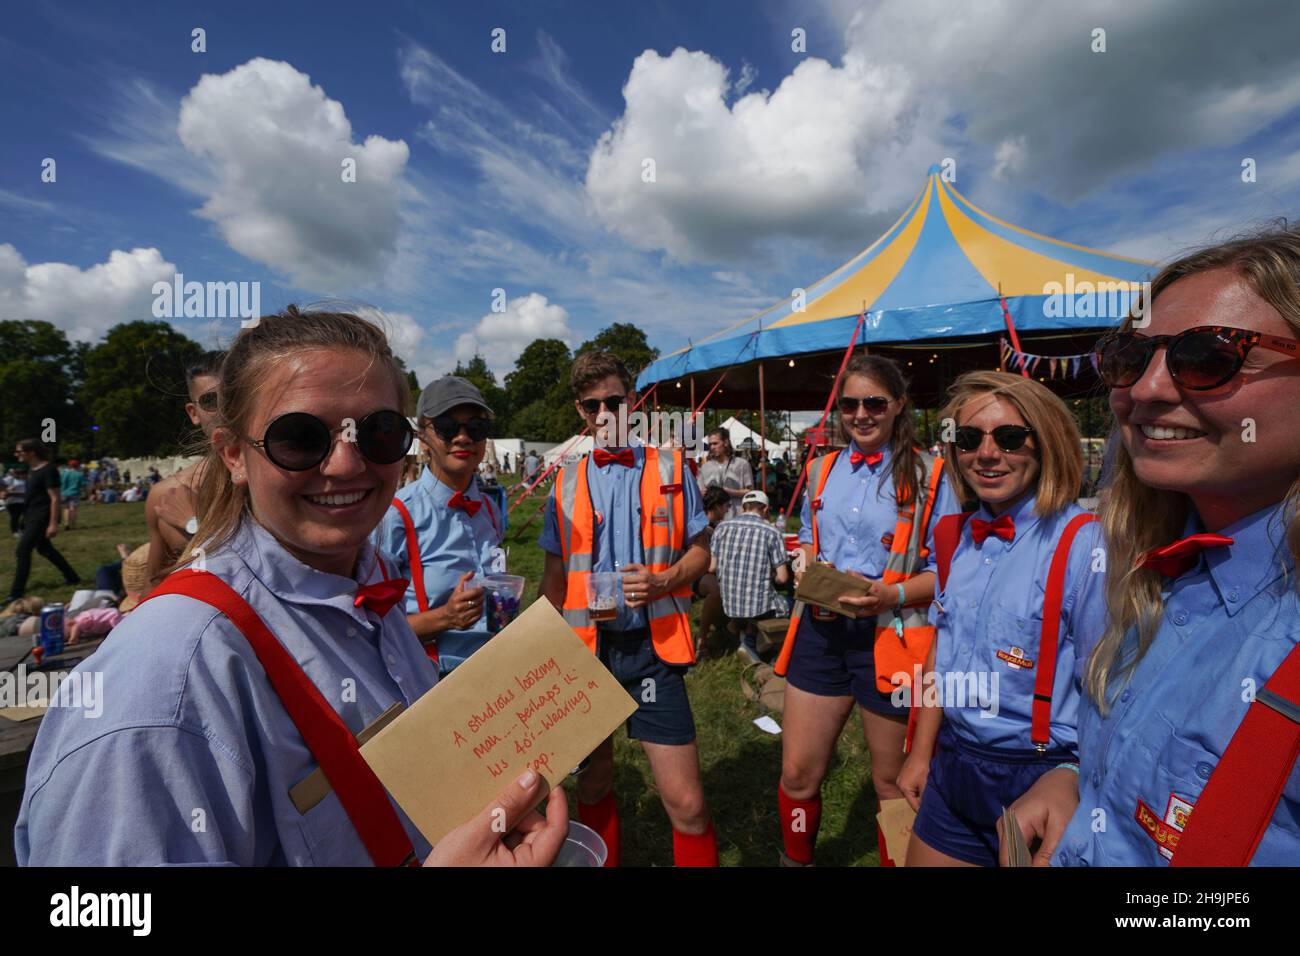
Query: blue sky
3 0 1299 389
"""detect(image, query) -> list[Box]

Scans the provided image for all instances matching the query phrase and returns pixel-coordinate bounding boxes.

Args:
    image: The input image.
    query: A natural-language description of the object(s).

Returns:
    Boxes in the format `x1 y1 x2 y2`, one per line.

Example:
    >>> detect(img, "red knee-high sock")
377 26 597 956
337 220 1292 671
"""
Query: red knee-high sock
578 792 621 868
877 821 896 867
673 820 718 867
778 784 822 864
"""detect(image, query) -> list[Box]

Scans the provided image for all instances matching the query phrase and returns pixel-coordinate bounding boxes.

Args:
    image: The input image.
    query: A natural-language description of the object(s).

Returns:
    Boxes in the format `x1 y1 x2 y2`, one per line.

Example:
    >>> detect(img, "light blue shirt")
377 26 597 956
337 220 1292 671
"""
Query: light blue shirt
16 517 438 866
1057 503 1300 866
931 493 1107 752
539 447 708 633
797 442 961 575
373 467 503 671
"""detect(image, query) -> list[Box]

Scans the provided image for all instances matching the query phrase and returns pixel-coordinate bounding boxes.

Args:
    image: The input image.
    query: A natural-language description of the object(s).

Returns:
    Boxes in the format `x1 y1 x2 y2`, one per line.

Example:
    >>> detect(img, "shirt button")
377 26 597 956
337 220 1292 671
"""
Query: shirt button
1057 850 1069 866
1227 588 1240 603
1120 689 1132 703
848 536 856 543
1091 771 1101 787
387 654 396 666
852 507 859 513
1173 612 1188 626
1196 762 1213 780
983 557 992 565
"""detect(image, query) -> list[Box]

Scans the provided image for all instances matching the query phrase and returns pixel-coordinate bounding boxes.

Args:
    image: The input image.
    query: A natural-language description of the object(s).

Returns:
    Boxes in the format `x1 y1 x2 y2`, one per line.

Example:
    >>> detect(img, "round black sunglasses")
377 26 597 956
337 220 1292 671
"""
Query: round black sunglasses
249 410 413 471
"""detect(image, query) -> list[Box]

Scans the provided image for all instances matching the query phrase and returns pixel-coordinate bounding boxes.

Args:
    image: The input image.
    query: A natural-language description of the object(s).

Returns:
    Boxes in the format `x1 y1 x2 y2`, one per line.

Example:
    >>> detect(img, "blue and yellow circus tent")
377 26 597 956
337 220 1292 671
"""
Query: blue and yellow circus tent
637 166 1156 408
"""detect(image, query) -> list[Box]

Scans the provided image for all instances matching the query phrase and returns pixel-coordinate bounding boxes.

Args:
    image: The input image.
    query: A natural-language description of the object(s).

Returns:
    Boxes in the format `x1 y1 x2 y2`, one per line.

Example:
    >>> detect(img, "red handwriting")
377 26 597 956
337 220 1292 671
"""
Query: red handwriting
514 682 564 729
468 688 517 734
513 657 560 693
540 690 593 732
472 733 503 760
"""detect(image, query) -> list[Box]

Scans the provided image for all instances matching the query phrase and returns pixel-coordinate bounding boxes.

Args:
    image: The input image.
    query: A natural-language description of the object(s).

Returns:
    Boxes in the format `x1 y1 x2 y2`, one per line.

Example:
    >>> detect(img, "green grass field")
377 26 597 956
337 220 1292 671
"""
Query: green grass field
1 481 882 866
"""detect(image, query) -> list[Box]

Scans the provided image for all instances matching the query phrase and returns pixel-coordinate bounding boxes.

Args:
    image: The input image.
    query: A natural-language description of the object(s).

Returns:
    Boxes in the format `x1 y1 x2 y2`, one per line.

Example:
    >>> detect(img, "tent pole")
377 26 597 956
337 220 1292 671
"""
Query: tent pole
999 282 1031 379
759 362 768 494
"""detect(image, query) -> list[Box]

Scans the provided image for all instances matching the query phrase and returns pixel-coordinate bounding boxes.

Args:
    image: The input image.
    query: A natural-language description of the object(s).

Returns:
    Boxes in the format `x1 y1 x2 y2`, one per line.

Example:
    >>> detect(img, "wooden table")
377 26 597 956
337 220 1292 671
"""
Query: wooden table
1 632 107 865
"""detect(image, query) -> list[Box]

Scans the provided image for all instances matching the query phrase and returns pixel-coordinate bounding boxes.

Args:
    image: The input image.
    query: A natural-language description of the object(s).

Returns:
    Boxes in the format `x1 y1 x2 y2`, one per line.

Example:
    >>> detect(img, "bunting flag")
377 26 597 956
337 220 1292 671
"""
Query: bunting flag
998 337 1097 380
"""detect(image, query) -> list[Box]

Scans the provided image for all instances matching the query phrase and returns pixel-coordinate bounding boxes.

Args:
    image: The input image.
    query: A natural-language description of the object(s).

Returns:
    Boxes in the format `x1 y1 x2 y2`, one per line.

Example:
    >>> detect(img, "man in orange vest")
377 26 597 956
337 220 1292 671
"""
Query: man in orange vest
539 350 717 866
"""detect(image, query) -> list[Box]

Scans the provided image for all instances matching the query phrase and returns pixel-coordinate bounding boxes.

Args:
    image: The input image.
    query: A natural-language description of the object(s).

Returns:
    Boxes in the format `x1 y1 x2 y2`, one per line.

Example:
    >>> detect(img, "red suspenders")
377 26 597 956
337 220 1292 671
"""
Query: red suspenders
1172 638 1300 866
391 499 428 613
143 569 419 867
931 511 1095 749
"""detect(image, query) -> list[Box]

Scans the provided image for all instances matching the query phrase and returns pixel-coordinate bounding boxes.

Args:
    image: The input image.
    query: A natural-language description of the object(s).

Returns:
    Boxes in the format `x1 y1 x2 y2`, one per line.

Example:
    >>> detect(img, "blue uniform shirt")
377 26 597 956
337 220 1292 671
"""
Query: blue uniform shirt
373 467 503 671
16 517 438 866
798 442 961 576
932 493 1107 753
1057 502 1300 866
539 447 708 633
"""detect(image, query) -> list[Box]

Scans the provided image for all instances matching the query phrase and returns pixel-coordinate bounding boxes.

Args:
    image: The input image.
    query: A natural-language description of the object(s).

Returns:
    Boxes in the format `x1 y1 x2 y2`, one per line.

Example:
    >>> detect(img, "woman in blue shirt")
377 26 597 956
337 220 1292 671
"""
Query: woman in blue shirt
898 371 1107 866
17 306 566 866
778 354 959 866
373 375 502 675
1005 224 1300 866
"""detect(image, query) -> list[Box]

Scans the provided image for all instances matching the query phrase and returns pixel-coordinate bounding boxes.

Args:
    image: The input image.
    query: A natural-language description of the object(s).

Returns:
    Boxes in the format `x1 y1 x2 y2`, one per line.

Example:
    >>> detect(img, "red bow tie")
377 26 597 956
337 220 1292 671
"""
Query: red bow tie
850 450 883 469
593 448 635 467
354 577 410 617
447 491 481 516
971 514 1015 546
1137 533 1234 579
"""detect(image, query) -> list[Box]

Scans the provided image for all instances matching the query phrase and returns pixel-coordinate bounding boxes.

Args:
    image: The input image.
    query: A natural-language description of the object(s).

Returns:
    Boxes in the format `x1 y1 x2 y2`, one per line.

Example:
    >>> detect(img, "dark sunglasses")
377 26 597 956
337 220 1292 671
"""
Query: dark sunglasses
1095 325 1300 391
838 395 891 416
196 391 219 411
430 416 491 443
952 425 1036 453
579 394 626 415
250 410 412 471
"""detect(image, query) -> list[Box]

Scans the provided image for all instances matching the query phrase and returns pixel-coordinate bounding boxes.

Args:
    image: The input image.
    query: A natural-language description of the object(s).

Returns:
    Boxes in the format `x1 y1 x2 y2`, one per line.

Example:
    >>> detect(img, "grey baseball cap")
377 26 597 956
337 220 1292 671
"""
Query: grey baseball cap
417 375 492 419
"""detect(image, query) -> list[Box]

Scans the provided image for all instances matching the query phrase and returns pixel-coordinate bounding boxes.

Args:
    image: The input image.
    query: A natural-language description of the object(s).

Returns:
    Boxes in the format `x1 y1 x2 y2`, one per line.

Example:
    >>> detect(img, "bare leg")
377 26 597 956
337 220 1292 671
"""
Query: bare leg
905 831 979 867
779 684 856 799
641 740 710 834
860 706 908 801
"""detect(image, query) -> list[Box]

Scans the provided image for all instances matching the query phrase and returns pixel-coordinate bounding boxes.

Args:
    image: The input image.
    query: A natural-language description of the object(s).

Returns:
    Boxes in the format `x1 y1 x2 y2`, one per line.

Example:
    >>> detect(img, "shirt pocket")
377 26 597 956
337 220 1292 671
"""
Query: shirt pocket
296 790 368 867
983 604 1044 702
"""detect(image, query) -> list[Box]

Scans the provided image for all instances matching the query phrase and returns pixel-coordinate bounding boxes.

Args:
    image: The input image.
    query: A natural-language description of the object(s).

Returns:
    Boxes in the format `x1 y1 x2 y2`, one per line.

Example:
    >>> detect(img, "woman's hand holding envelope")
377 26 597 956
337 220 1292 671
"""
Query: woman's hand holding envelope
836 572 891 616
424 768 569 867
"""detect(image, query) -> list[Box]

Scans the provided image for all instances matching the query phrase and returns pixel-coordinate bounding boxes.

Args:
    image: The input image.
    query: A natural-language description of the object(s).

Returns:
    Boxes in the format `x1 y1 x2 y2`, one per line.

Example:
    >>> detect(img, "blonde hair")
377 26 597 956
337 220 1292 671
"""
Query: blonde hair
938 370 1083 516
1086 222 1300 709
176 306 410 571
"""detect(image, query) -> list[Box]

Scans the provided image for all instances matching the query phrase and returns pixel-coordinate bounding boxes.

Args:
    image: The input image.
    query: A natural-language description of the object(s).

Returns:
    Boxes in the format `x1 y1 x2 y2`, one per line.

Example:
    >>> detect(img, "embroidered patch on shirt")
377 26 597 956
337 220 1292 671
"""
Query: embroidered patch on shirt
880 531 895 549
1135 794 1193 860
996 646 1035 670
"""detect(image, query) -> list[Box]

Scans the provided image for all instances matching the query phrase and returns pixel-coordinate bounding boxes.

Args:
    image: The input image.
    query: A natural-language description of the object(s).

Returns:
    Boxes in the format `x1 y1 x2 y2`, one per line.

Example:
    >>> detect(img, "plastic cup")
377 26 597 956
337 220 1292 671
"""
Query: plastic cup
584 572 622 623
552 820 608 867
477 574 526 633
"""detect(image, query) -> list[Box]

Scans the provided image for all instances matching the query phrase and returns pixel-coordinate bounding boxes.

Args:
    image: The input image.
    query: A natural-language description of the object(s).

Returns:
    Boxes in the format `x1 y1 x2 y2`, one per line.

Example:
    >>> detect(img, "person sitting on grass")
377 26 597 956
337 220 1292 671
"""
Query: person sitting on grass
710 490 791 664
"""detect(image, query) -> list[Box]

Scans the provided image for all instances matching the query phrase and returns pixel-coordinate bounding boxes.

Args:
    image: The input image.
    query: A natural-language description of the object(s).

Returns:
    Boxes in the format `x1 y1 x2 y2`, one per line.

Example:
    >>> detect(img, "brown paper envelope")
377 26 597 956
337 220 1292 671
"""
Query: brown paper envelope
794 562 870 618
290 700 407 814
876 797 916 867
361 599 638 846
1002 806 1033 867
0 702 48 722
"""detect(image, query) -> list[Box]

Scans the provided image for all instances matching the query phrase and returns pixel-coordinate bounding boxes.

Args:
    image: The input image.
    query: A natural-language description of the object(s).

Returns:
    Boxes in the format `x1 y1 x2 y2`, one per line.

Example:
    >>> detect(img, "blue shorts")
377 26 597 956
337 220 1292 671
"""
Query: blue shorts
599 628 696 745
784 609 903 716
912 723 1072 866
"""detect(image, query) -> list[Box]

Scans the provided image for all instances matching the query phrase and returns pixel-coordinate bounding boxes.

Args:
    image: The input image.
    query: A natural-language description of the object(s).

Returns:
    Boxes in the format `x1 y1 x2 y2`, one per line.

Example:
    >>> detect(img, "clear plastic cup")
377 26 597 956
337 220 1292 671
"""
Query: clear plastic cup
584 572 623 623
552 820 608 867
476 574 526 633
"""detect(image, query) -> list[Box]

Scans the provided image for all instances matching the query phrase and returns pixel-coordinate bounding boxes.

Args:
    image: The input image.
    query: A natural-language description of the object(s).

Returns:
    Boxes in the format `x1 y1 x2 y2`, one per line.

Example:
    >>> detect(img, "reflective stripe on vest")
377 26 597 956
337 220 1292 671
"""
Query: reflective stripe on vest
142 569 418 867
556 447 694 665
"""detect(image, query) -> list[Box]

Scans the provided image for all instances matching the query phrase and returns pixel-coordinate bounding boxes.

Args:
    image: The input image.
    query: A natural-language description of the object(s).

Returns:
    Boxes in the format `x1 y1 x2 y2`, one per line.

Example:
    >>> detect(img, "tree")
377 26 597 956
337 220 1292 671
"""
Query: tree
0 321 83 462
79 321 204 457
503 338 576 440
576 323 659 381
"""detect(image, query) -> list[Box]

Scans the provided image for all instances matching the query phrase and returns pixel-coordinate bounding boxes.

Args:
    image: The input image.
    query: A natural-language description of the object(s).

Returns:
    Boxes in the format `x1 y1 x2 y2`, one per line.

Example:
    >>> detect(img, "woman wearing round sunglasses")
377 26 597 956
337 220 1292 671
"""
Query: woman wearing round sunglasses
372 375 502 675
896 372 1107 866
17 307 566 866
775 354 960 866
1004 225 1300 867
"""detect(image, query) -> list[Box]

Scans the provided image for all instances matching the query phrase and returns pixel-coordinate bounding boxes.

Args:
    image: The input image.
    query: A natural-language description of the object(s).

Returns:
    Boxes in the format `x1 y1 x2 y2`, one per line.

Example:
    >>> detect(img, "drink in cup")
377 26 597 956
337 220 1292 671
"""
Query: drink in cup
585 572 622 623
475 574 526 633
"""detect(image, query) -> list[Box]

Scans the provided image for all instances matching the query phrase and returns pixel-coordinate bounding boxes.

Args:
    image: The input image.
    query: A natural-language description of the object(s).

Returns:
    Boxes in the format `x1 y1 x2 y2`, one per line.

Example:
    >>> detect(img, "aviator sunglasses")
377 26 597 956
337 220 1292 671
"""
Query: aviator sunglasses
429 415 491 443
837 395 891 416
952 425 1036 453
249 410 413 471
1095 325 1300 391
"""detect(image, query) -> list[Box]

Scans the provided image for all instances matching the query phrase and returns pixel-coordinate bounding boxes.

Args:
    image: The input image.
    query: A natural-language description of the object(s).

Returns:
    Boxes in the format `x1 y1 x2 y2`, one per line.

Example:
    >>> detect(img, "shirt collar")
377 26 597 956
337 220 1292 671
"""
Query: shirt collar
420 465 479 506
1201 503 1293 616
974 490 1040 548
847 440 891 469
233 516 382 626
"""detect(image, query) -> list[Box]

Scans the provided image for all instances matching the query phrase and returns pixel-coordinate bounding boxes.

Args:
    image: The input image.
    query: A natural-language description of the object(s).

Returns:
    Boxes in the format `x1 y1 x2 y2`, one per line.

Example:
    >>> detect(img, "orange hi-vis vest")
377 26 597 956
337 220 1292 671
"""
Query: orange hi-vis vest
555 446 695 665
777 446 945 692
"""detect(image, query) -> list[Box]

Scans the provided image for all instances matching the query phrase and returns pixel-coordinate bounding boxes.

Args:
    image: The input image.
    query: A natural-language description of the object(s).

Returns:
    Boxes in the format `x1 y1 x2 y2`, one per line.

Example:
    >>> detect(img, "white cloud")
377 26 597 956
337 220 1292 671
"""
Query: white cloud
586 0 1300 263
454 293 572 376
0 243 177 342
173 58 410 290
